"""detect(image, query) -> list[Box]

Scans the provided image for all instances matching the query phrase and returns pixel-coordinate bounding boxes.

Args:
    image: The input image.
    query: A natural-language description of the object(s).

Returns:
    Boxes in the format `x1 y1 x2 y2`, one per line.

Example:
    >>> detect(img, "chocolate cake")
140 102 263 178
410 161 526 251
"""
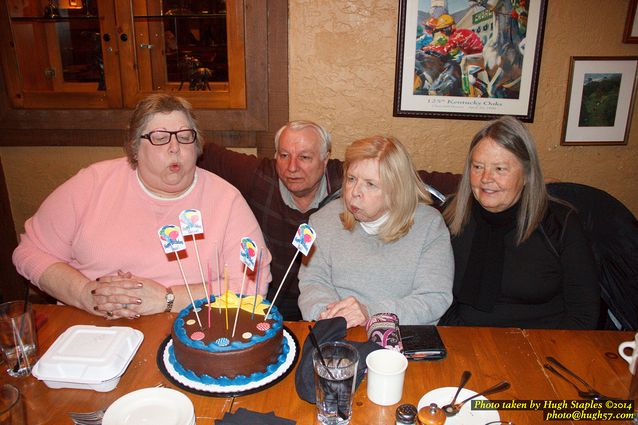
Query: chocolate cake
170 296 286 385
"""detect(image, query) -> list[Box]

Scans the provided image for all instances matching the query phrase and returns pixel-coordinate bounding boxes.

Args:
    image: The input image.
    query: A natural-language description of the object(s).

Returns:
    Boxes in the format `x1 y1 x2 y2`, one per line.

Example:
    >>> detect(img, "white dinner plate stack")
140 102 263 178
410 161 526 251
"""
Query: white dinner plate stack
102 387 195 425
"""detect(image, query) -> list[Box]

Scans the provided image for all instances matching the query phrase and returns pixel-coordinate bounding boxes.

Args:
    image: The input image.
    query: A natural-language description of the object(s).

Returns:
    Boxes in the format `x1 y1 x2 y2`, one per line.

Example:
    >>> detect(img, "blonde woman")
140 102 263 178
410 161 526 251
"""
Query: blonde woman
298 136 453 328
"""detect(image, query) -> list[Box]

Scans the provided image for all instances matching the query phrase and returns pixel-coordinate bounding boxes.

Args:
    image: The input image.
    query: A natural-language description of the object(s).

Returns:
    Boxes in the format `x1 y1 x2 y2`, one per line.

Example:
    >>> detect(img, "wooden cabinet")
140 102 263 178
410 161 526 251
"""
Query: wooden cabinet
1 0 245 109
0 0 286 151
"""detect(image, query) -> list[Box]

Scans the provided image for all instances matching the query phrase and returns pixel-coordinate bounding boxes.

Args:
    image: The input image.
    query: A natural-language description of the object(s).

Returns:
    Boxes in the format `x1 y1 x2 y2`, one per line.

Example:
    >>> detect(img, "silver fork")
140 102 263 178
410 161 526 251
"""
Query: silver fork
69 409 105 425
69 408 105 424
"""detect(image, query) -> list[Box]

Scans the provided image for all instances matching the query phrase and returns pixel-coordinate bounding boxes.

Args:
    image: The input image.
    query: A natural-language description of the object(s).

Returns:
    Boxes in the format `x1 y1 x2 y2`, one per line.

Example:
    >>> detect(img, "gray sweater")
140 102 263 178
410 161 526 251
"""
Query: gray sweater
298 200 454 325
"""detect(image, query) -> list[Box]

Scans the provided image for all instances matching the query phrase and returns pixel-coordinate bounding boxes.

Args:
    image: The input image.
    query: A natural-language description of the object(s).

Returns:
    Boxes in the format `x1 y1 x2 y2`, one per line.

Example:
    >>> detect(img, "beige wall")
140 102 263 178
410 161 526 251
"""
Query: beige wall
289 0 638 213
1 0 638 239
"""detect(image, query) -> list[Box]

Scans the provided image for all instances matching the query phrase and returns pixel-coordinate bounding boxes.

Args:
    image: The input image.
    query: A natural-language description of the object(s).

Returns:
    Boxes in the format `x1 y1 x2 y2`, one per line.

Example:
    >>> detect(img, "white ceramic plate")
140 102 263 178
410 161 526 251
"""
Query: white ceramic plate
102 388 194 425
417 387 500 425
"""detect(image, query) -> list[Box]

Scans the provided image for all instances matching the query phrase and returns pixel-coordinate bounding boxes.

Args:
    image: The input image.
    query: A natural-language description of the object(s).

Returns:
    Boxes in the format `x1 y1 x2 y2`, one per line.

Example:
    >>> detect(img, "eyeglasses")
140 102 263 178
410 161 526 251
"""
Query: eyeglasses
140 129 197 146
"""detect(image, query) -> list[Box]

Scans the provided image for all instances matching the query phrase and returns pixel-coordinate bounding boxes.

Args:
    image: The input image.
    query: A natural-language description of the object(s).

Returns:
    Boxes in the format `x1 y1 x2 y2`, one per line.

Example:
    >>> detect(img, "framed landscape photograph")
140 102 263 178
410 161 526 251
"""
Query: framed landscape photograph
393 0 548 122
561 57 638 146
623 0 638 43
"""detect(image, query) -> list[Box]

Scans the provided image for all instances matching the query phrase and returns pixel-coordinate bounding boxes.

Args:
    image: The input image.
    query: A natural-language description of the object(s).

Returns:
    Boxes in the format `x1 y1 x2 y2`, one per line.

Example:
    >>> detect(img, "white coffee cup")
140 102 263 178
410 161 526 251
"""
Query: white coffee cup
618 332 638 374
365 348 408 406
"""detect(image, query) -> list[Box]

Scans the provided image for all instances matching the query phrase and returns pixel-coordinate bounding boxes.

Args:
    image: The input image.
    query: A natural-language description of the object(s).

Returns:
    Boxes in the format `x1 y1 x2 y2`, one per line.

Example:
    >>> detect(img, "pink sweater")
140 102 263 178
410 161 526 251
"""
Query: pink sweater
13 158 271 296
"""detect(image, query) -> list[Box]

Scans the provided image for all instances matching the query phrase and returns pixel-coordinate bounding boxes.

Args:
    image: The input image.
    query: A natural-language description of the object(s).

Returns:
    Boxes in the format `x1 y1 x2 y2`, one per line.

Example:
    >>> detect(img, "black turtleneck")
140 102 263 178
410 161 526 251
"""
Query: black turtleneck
456 198 519 311
440 199 600 329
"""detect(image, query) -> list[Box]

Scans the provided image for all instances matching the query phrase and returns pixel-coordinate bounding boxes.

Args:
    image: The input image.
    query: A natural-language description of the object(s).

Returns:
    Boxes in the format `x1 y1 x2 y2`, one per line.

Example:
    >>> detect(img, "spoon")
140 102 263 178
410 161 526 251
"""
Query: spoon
442 380 511 417
441 370 472 416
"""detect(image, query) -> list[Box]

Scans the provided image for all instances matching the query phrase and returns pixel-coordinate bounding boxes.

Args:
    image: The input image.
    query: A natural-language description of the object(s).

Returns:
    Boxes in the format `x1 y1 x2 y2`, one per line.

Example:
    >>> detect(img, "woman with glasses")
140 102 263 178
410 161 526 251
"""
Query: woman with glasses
13 94 271 319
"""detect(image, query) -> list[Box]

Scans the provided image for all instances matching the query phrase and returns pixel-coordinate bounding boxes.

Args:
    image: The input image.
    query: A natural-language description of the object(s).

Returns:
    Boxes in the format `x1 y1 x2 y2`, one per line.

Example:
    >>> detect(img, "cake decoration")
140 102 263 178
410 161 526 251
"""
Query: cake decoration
158 224 203 329
210 291 268 315
239 237 258 271
224 265 230 329
292 223 317 256
256 322 271 331
251 249 264 319
158 224 186 254
266 223 317 319
233 237 258 337
242 332 252 339
215 337 230 347
179 209 211 326
191 331 205 341
186 319 196 326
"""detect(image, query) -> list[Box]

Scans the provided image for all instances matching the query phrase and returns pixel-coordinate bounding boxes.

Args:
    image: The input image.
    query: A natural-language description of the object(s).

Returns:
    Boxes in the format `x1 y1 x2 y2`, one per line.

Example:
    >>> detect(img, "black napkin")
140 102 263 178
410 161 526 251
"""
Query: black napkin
214 408 295 424
295 317 382 404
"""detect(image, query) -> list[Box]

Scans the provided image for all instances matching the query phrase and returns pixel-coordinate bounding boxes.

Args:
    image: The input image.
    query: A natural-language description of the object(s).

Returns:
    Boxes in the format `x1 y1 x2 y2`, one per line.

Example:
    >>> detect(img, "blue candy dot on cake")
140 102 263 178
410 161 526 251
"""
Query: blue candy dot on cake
194 307 202 313
215 337 230 347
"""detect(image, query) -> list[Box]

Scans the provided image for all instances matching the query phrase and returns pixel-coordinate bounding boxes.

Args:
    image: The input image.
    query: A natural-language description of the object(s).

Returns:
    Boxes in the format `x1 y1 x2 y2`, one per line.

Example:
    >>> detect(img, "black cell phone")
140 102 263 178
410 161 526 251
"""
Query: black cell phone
399 325 447 361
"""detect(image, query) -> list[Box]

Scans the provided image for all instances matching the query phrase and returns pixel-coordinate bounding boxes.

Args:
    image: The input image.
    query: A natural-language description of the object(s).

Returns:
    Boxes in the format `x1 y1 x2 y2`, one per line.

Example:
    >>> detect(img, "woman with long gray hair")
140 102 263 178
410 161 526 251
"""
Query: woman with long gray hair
439 116 600 329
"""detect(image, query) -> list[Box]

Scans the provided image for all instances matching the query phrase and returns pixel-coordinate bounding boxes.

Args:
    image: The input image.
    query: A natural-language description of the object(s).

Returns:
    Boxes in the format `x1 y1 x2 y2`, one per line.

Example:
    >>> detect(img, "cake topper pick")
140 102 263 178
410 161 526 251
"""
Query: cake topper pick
179 209 210 308
233 237 257 337
292 223 317 255
265 223 316 319
239 237 258 271
158 224 203 329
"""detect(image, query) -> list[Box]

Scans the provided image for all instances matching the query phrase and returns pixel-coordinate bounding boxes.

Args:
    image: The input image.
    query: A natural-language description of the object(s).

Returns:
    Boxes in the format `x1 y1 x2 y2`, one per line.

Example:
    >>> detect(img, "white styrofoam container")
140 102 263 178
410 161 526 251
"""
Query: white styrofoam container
32 325 144 392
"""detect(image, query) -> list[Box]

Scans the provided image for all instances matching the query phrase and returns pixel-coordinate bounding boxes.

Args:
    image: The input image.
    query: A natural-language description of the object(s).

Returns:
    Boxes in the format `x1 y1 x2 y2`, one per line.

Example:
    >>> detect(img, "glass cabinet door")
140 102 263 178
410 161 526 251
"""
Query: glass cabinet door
4 0 123 108
122 0 245 108
1 0 246 109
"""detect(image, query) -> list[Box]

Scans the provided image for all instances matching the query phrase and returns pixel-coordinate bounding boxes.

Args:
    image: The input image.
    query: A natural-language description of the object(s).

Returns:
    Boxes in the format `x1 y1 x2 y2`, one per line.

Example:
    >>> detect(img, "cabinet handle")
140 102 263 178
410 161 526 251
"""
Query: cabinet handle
139 44 154 49
120 33 128 42
103 33 111 42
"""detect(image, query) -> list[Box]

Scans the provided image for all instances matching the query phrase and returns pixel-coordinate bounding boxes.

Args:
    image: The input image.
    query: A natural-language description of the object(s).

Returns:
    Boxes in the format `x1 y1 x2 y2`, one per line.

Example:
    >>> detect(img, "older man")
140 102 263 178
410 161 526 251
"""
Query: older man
198 121 460 320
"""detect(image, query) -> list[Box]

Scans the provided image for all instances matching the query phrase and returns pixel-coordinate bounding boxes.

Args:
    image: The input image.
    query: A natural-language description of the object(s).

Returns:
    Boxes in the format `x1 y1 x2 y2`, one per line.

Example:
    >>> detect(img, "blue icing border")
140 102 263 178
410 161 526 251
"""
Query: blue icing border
173 296 283 353
168 333 290 386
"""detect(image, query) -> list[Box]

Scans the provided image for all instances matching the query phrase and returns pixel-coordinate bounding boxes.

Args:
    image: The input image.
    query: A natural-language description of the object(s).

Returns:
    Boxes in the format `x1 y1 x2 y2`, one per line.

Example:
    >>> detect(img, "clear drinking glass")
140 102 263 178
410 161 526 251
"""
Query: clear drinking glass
0 302 38 377
312 341 359 425
0 384 27 424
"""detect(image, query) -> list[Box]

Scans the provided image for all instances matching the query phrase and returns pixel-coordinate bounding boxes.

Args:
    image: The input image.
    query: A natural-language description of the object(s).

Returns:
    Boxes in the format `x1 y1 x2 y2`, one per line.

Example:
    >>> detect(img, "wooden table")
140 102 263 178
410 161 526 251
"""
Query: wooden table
0 305 634 424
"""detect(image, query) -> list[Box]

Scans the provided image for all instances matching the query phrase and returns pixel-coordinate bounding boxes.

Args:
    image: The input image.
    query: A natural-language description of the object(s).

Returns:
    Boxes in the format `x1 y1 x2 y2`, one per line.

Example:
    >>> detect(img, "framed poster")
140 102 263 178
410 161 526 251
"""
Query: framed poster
623 0 638 43
561 57 638 146
393 0 548 122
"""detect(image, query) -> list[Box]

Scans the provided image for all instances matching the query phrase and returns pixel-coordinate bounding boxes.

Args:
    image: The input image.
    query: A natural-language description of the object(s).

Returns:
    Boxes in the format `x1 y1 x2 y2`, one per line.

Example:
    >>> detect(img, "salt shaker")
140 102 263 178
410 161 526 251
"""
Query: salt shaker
417 403 446 425
396 403 418 425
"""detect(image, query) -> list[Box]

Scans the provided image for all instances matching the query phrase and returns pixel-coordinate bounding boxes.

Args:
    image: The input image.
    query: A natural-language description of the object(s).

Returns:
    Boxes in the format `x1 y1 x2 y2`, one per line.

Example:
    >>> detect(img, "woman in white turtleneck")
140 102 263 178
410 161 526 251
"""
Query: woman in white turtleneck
297 136 454 328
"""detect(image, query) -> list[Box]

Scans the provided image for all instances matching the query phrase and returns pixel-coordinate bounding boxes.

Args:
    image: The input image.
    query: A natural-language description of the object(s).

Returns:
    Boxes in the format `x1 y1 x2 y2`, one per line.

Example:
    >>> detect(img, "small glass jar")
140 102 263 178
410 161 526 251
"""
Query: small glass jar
417 403 446 425
396 403 418 425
